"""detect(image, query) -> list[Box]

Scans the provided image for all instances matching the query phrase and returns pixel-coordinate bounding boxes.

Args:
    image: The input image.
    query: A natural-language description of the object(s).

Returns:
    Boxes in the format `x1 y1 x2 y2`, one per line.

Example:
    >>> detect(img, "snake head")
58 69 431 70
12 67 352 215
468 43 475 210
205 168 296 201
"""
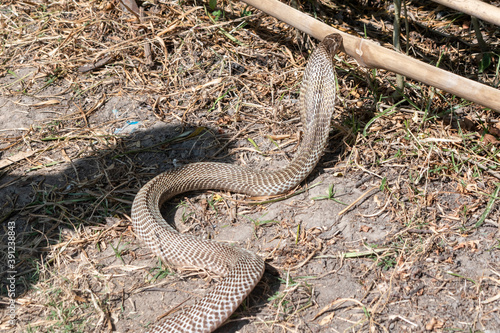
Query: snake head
322 33 343 58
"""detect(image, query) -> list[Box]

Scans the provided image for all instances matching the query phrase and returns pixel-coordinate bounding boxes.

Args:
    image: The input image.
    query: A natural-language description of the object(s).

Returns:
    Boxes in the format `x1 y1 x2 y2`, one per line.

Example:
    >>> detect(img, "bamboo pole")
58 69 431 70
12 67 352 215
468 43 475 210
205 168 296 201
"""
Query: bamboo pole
431 0 500 27
240 0 500 112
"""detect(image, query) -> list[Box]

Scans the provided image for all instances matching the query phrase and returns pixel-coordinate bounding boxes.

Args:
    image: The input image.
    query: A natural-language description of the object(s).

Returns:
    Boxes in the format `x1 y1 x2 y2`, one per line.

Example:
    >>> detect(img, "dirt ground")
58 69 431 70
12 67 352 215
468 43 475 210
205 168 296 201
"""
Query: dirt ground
1 1 500 332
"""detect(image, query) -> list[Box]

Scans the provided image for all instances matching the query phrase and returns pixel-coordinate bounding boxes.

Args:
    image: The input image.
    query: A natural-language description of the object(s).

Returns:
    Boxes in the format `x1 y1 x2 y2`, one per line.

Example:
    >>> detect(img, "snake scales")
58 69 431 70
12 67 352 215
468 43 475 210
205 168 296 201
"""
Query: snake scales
131 33 342 333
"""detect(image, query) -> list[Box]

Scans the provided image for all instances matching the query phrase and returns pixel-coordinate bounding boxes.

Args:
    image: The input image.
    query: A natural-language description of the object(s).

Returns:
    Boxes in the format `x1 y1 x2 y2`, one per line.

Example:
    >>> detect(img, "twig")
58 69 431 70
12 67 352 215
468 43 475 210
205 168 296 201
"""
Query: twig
338 186 379 216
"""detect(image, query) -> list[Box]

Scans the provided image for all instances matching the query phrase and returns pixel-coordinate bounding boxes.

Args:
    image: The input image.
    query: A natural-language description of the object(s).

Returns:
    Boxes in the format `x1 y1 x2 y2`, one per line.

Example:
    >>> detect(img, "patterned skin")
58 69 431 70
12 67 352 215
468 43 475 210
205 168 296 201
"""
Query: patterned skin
131 33 342 333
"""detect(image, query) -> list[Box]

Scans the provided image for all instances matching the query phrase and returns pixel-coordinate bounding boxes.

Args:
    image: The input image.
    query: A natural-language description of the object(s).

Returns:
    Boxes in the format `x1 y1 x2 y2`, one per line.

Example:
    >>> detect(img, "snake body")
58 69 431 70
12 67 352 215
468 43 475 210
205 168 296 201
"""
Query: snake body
131 33 342 333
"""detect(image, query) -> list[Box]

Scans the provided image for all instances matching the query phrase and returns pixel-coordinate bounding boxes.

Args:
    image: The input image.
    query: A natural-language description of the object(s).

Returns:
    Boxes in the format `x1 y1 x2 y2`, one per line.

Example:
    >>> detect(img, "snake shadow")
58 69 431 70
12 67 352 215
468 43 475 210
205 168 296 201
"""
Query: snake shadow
0 120 286 331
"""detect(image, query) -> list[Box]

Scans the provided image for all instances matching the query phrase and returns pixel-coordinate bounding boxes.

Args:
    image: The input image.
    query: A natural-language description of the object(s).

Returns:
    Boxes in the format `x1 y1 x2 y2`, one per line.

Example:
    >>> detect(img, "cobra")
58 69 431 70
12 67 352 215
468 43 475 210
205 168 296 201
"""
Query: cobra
131 33 342 333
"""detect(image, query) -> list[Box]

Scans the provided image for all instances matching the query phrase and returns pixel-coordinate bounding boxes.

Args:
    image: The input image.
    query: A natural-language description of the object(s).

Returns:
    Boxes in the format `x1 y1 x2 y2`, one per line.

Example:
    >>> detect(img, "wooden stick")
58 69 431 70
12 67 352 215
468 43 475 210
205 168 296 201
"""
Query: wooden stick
240 0 500 112
431 0 500 27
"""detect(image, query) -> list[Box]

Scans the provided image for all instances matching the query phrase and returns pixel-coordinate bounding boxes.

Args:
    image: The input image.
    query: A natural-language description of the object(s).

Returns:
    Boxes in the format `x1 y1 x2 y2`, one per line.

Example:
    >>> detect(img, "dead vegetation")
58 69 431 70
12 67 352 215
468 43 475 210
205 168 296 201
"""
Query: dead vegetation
0 0 499 332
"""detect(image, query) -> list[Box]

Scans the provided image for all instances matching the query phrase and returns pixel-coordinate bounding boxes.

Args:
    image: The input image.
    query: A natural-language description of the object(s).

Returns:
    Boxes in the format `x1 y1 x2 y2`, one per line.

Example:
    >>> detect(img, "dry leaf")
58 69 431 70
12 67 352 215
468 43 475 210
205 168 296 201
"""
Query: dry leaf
13 99 60 107
425 317 444 330
483 133 499 145
360 225 372 232
453 241 479 252
73 294 86 302
490 123 500 137
0 150 37 169
319 312 335 325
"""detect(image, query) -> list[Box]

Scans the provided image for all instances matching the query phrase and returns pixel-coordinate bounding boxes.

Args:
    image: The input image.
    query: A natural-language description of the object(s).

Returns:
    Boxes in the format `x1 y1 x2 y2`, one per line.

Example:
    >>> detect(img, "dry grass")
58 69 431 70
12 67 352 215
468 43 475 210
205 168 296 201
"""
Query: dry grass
1 0 499 332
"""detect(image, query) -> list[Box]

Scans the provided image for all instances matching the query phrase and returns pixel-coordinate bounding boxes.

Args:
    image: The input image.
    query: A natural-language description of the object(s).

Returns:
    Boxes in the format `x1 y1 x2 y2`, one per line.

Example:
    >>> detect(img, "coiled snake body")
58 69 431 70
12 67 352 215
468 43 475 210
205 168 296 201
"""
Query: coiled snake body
131 33 342 333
